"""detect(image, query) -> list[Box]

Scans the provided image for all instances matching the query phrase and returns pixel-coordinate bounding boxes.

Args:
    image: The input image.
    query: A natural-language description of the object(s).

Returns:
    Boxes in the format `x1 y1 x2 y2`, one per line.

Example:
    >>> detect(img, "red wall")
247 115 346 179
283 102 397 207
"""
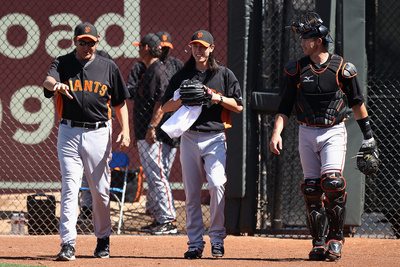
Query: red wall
0 0 228 186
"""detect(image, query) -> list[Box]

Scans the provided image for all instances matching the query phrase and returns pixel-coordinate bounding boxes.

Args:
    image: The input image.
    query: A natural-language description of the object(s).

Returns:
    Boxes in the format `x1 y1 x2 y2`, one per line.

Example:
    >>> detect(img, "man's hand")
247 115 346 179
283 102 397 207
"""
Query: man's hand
54 82 73 99
145 128 157 145
116 131 130 150
270 134 283 155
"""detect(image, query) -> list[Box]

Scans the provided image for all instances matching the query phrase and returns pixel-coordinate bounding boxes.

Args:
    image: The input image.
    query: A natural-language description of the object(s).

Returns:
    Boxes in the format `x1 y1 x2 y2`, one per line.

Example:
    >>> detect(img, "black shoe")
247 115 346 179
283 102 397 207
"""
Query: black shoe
326 240 343 261
150 222 178 235
94 237 110 258
211 243 225 258
308 245 327 261
141 221 159 232
184 247 203 259
56 244 75 261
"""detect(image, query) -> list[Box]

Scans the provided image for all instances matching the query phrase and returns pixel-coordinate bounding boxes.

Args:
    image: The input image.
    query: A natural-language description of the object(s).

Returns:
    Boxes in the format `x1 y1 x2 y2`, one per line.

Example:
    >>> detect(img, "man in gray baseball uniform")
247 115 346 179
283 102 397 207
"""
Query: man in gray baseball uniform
43 22 130 261
162 30 243 259
269 13 378 261
130 33 178 234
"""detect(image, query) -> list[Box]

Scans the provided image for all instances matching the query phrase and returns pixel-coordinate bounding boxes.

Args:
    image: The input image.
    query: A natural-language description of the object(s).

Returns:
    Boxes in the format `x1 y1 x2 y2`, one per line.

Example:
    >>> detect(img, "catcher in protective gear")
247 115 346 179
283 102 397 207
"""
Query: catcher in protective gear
179 79 213 106
356 138 379 175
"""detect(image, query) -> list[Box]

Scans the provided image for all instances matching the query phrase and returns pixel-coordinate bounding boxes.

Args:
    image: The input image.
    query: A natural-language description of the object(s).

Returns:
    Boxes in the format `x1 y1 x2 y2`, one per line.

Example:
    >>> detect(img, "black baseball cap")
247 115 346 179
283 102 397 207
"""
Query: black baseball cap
133 33 161 49
74 22 99 42
156 31 173 49
189 30 214 47
300 25 333 43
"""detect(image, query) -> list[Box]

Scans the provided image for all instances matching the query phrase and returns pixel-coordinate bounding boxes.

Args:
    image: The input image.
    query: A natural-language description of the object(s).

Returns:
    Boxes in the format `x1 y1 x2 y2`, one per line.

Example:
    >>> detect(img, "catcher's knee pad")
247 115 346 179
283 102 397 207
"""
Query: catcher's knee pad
301 179 324 206
321 172 347 241
321 172 346 193
301 179 327 244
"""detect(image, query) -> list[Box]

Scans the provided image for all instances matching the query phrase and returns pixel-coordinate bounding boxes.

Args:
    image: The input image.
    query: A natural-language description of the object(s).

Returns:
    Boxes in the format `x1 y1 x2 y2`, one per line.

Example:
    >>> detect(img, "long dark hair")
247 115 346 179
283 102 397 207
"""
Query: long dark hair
182 51 220 72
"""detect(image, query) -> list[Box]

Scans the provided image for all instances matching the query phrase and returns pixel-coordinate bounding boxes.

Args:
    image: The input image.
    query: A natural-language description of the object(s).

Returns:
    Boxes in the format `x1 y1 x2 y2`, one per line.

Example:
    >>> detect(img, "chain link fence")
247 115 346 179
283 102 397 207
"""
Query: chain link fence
256 0 400 239
1 0 399 239
364 0 400 238
0 0 228 235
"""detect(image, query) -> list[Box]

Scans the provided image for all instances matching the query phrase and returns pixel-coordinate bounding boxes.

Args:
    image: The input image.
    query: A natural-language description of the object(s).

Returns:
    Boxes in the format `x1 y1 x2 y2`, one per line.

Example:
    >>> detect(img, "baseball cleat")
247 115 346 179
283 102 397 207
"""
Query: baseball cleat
94 236 110 258
150 222 178 235
326 239 343 261
56 244 75 261
141 221 159 232
184 247 203 259
308 245 327 261
211 243 225 258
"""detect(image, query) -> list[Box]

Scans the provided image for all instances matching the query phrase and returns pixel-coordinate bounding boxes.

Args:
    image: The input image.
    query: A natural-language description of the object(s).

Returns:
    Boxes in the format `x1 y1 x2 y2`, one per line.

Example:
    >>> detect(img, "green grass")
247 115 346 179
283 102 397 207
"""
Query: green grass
0 263 48 267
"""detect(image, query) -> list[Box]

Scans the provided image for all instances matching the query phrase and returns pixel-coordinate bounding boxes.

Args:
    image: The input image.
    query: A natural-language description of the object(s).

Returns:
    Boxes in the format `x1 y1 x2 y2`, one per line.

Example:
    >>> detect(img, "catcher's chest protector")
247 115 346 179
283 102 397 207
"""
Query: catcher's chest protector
295 55 348 126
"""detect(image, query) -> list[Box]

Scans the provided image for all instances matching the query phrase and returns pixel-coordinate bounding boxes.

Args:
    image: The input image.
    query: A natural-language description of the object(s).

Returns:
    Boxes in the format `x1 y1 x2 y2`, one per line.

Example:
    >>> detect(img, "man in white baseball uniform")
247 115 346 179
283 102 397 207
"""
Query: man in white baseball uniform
269 13 377 261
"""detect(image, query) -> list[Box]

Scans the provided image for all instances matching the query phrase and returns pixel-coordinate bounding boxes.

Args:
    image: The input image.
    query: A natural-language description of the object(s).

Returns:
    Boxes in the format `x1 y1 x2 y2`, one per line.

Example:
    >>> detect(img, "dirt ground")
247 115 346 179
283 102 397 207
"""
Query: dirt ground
0 235 398 267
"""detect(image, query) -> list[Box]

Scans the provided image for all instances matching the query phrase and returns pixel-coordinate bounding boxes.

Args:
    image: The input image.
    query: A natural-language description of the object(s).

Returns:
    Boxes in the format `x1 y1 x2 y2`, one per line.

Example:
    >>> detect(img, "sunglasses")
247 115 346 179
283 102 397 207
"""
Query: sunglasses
78 40 97 47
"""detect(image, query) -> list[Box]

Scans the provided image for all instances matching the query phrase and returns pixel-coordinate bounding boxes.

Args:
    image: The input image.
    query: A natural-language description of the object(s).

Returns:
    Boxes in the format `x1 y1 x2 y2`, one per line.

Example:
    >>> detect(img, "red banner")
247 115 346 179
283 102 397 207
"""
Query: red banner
0 0 227 185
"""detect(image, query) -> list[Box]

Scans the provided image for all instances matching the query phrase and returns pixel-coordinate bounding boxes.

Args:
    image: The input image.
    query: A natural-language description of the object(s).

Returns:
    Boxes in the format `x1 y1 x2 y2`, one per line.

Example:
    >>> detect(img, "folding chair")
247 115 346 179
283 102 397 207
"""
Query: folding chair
78 152 130 234
109 152 130 234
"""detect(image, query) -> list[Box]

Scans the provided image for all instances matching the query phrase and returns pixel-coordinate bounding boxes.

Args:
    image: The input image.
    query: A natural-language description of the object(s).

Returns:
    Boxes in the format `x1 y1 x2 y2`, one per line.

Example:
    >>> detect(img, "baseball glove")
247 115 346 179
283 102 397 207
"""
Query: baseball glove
356 138 379 175
179 79 212 106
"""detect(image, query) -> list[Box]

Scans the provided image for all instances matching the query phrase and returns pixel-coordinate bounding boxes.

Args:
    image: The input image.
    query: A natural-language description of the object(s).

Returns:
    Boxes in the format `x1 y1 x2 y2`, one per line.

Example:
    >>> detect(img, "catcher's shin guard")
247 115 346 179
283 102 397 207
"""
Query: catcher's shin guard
326 239 344 261
321 172 347 243
301 179 328 260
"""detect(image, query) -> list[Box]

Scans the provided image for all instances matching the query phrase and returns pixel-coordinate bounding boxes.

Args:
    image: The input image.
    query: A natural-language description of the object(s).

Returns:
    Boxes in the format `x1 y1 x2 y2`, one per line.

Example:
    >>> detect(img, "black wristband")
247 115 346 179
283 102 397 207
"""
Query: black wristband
356 116 373 139
218 95 223 104
147 124 155 130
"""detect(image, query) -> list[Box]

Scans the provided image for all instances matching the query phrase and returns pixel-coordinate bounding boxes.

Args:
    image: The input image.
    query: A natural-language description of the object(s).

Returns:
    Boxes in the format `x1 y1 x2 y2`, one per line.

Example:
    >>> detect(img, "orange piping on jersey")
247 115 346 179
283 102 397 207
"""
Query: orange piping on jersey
107 101 112 120
221 108 232 129
56 93 63 118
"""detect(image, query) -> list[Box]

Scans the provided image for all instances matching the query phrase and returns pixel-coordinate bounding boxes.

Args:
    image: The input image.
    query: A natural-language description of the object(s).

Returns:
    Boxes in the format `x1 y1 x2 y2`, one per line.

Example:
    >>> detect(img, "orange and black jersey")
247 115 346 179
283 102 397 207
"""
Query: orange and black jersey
163 66 243 132
44 52 130 122
277 54 365 119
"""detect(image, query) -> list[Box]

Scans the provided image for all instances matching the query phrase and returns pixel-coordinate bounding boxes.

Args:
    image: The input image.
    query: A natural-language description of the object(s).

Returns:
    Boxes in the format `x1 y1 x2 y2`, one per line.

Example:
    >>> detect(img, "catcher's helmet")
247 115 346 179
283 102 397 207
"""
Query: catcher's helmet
289 12 333 43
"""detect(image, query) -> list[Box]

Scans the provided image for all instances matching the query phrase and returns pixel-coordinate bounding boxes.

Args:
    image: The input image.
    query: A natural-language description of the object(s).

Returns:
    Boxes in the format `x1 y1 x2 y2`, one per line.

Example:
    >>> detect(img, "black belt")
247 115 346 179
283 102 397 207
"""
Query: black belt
61 119 107 129
190 129 224 133
300 122 330 128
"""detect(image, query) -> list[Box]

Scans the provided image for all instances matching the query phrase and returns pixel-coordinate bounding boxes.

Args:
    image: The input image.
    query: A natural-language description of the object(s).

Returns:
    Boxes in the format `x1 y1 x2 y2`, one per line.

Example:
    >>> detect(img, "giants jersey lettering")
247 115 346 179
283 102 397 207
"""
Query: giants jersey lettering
46 52 129 122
